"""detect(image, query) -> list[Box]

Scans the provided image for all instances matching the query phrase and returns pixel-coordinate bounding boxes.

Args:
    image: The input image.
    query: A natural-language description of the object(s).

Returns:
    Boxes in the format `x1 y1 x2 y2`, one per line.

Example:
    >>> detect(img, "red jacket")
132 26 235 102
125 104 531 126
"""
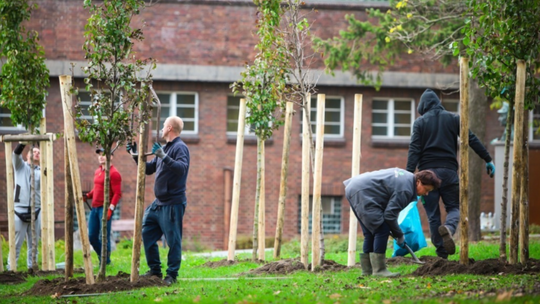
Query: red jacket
86 165 122 208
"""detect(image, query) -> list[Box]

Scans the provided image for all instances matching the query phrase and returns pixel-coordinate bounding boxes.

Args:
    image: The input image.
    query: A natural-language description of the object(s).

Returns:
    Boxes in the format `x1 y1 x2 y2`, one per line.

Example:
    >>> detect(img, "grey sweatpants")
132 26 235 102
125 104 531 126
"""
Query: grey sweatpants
7 210 41 270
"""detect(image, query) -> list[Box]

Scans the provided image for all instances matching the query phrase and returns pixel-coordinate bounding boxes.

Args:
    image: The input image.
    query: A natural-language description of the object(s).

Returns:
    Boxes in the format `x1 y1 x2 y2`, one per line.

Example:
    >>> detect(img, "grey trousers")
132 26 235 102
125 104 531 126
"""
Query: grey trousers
7 210 41 270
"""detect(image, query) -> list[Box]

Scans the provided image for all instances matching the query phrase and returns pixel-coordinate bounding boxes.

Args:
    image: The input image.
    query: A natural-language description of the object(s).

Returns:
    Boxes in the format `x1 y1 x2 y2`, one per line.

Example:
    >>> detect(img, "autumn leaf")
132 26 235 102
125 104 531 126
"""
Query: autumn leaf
193 295 201 303
496 291 513 302
329 293 342 299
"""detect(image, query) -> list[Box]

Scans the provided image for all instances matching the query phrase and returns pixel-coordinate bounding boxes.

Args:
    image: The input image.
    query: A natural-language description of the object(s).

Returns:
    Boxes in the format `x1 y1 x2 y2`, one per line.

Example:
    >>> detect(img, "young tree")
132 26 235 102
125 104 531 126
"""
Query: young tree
0 0 50 271
77 0 155 281
231 0 290 261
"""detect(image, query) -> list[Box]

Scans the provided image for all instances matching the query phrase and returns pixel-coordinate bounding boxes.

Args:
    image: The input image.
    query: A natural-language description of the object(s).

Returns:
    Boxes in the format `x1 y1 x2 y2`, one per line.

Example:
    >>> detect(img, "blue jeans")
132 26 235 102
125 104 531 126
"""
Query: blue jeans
359 220 391 254
142 201 185 279
422 168 459 258
88 206 112 264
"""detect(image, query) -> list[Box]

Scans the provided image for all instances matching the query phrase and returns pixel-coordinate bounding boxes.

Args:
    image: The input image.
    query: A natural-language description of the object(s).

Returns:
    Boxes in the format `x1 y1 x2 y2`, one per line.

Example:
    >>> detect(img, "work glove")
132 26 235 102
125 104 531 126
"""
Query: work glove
126 141 138 156
152 142 165 159
107 205 115 221
396 235 406 248
486 161 495 178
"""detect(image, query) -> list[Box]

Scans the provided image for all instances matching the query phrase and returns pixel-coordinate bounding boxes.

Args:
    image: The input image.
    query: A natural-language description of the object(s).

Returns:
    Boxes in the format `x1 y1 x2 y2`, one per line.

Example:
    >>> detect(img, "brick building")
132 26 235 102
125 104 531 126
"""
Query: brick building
0 0 538 250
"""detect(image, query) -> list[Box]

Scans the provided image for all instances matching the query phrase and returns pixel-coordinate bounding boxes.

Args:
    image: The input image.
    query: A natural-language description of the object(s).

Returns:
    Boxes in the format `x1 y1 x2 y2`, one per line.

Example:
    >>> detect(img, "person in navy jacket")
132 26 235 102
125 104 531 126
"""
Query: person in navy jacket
127 116 190 286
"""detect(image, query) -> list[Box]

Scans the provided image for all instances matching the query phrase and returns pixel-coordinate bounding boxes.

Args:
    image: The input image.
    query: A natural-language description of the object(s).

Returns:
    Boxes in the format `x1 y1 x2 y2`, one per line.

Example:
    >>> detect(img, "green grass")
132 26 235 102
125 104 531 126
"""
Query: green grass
1 235 540 304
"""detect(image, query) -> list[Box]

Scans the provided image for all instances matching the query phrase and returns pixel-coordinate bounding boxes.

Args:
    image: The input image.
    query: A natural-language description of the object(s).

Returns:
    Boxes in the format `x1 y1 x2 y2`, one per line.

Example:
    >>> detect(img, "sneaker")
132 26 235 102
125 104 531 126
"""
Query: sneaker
438 225 456 255
141 270 162 279
163 275 177 286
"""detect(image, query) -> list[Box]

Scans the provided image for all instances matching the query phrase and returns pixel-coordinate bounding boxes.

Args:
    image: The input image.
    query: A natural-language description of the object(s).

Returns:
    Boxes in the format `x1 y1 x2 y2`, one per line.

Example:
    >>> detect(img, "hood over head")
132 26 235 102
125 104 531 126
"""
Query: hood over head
418 89 445 115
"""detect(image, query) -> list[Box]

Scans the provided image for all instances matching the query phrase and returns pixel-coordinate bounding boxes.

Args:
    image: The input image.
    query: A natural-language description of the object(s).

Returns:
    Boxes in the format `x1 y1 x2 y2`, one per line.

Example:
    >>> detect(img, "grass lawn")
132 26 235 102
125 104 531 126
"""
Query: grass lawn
1 235 539 304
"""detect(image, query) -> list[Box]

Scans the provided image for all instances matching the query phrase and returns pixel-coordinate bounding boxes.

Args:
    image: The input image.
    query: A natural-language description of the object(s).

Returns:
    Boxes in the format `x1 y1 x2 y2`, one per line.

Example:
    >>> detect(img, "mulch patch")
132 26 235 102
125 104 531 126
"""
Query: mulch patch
24 271 166 297
411 257 540 276
0 268 85 285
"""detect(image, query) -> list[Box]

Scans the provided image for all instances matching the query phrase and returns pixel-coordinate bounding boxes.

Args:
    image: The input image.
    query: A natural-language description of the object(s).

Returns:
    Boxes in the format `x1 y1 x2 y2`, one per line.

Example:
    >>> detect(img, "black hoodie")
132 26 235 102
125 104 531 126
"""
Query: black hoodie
406 89 492 172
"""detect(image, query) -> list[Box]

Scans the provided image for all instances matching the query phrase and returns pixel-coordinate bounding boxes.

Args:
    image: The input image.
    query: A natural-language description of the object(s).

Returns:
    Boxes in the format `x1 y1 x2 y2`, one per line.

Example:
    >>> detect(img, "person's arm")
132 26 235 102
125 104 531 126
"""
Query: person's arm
406 121 422 173
153 143 189 177
145 157 157 175
109 170 122 207
12 143 27 170
383 191 410 238
468 129 492 163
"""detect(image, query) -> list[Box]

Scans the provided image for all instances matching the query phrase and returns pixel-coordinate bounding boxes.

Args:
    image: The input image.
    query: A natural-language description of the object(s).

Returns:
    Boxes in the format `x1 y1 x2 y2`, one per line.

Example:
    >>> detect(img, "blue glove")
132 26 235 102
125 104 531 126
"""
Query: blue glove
152 142 165 158
126 142 138 156
486 161 495 178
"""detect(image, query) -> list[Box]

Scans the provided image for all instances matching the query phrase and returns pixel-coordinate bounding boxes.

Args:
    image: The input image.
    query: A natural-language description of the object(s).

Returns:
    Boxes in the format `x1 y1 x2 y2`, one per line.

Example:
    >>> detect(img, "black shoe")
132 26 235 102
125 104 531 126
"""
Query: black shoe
141 270 162 279
438 225 456 255
163 275 177 286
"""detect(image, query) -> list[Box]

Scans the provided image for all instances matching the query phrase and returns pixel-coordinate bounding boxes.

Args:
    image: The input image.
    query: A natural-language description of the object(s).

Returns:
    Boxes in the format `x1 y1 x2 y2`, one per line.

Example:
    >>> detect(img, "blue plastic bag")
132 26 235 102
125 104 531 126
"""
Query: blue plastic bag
392 200 427 257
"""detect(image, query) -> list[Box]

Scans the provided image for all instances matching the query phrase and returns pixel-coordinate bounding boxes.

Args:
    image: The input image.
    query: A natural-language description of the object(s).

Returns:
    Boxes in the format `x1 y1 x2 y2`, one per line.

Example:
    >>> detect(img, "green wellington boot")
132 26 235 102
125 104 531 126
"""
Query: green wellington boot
360 253 372 276
370 252 399 277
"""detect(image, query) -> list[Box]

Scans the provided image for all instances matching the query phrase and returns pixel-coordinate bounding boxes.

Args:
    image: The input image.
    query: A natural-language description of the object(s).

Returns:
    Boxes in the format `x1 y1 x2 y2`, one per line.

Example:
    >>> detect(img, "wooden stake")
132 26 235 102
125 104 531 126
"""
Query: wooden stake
347 94 362 267
311 94 325 270
519 111 530 263
258 141 265 261
300 94 311 269
5 142 16 272
65 131 75 279
131 98 149 282
459 57 470 266
510 60 526 265
0 134 53 142
46 137 55 270
60 75 95 284
274 102 294 258
40 119 50 271
227 98 247 261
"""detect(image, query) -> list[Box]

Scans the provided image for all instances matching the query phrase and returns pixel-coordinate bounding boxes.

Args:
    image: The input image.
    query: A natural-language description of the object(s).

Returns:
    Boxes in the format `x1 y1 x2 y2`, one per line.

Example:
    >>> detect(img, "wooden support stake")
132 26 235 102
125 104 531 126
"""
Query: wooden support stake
40 119 50 271
274 102 294 258
258 141 266 261
347 94 363 267
5 142 16 272
0 134 53 142
510 60 526 265
131 99 149 282
459 57 470 266
46 136 55 270
60 75 95 284
311 94 325 270
227 98 247 261
519 111 530 263
64 132 75 279
300 94 311 269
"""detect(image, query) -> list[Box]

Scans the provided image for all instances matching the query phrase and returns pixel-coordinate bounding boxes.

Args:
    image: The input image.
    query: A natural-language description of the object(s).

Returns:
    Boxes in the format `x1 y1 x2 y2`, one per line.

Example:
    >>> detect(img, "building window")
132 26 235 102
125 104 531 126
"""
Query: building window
531 107 540 142
300 95 344 138
76 91 94 122
297 196 342 234
372 98 415 139
442 99 459 114
0 106 24 131
226 95 255 136
152 92 198 135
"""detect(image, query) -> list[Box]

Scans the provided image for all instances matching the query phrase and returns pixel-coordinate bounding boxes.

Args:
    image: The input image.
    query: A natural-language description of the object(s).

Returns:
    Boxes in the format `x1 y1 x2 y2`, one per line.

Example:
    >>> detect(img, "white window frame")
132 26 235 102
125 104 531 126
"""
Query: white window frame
226 95 255 136
0 107 24 131
530 108 540 142
300 95 345 139
371 97 415 139
153 91 199 136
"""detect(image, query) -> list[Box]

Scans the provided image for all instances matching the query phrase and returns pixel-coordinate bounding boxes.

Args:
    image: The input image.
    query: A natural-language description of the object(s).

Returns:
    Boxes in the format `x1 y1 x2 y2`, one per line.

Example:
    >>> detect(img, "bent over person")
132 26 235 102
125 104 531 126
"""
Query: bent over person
85 148 122 265
344 168 441 277
127 116 190 286
8 143 41 270
406 89 495 259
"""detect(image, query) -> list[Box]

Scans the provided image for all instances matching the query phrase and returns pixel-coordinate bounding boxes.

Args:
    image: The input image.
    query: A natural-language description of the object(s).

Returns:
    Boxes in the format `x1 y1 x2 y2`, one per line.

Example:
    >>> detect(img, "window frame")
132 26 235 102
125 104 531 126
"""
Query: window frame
0 107 25 131
371 97 416 140
152 91 199 136
300 95 345 139
226 95 256 137
298 195 342 234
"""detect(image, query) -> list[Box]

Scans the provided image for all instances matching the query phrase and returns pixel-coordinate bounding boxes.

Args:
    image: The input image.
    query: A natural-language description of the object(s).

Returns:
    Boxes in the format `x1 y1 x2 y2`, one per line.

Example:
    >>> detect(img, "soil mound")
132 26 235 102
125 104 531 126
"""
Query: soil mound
387 255 440 265
247 259 348 275
0 272 26 285
412 258 540 276
203 260 237 268
24 271 166 297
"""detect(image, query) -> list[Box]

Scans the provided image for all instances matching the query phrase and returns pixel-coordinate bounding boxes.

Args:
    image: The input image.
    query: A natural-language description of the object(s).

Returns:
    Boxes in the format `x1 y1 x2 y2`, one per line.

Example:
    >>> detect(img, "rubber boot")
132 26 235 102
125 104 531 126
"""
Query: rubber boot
370 253 399 277
438 225 456 255
360 253 372 276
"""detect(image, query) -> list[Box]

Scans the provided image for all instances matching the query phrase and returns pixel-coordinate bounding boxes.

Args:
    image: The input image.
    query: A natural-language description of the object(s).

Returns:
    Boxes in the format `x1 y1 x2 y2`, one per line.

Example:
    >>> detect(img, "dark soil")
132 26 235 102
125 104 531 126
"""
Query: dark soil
0 268 84 285
24 271 166 297
203 259 237 268
245 259 349 275
387 255 441 266
411 257 540 276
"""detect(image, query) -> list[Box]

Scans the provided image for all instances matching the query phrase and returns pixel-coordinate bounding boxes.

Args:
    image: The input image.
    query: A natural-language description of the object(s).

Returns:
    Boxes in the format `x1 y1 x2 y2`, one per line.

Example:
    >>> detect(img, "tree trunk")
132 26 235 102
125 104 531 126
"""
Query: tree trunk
97 153 112 281
499 103 513 261
252 137 263 261
468 80 487 242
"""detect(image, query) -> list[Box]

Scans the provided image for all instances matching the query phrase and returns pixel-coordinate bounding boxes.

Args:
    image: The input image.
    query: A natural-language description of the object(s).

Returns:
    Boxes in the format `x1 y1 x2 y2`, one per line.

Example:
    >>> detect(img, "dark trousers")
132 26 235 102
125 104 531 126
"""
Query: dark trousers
422 168 459 258
88 206 112 264
142 201 185 279
359 220 391 254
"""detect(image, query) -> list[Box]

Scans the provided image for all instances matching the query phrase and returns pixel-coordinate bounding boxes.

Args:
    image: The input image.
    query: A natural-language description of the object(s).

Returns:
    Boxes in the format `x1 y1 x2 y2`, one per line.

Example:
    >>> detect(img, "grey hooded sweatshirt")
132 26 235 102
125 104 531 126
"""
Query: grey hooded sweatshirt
343 168 417 238
13 150 41 212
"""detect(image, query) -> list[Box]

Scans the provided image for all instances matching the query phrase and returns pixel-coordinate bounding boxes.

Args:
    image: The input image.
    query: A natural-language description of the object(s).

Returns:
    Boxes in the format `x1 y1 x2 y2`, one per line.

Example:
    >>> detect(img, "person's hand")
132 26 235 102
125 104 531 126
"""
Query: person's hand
396 235 406 248
19 141 29 145
126 141 138 155
486 161 495 178
107 205 114 221
152 142 165 158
